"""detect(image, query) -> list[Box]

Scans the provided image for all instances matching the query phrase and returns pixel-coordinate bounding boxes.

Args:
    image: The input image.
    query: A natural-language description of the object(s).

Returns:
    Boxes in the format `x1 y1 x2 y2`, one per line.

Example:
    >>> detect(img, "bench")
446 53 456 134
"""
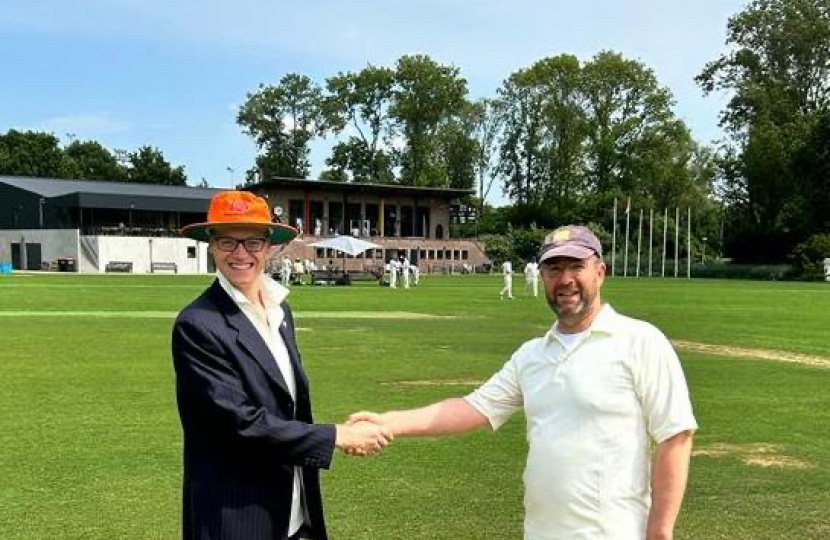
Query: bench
309 270 345 285
347 270 382 283
105 261 133 273
151 261 178 274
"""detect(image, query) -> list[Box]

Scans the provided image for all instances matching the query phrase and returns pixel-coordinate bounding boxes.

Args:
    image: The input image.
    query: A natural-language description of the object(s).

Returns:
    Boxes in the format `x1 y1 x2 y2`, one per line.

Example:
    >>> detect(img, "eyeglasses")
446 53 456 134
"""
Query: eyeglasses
213 237 269 253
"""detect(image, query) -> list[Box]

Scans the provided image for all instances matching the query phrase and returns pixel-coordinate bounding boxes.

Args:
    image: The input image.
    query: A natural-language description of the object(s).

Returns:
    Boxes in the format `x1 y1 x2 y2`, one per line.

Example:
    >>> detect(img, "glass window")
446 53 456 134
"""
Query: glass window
384 205 397 237
400 206 414 237
289 199 305 232
310 201 324 235
328 201 344 235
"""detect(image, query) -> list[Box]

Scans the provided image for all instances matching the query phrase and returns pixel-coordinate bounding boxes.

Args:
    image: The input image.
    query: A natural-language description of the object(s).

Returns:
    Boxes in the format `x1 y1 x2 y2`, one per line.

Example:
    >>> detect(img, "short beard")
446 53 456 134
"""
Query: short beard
546 287 595 323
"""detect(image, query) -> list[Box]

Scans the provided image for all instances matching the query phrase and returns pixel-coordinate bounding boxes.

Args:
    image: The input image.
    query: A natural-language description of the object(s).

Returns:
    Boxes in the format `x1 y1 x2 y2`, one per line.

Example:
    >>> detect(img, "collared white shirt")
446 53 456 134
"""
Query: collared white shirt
465 304 698 540
217 272 305 537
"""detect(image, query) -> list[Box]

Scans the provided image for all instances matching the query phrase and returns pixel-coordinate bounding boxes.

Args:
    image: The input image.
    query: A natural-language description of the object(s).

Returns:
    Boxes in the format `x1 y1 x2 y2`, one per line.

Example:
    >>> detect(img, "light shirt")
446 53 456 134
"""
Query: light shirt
524 262 539 280
465 304 698 540
553 328 588 352
502 261 513 275
216 272 305 537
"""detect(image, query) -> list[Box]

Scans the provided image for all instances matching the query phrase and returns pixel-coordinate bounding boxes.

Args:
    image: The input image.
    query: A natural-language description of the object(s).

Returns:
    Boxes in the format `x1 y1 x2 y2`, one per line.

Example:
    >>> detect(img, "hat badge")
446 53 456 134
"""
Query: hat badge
229 200 249 214
552 229 571 242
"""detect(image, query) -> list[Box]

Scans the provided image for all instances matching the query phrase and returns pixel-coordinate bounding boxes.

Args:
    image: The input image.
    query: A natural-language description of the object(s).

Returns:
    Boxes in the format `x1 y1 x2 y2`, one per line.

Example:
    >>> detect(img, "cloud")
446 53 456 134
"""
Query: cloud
19 113 129 141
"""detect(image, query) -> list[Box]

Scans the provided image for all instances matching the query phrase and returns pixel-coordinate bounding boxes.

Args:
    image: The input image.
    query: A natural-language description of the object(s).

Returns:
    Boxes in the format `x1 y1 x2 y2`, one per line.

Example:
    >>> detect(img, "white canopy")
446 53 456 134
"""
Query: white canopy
309 235 381 256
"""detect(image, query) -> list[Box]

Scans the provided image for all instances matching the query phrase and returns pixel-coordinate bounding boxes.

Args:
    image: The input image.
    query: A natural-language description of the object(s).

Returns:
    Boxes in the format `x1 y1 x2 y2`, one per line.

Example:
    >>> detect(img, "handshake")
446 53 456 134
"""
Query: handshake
335 411 392 457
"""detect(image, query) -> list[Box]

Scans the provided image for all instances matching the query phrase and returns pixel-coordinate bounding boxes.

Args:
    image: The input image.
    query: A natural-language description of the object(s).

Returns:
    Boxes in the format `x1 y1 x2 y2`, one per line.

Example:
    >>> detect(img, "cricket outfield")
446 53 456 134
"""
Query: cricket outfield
1 273 828 539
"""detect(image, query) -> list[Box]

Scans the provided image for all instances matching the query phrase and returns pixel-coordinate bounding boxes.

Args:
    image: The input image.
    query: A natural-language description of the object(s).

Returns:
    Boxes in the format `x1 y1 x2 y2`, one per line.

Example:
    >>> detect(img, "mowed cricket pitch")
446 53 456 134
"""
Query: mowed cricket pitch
1 273 829 540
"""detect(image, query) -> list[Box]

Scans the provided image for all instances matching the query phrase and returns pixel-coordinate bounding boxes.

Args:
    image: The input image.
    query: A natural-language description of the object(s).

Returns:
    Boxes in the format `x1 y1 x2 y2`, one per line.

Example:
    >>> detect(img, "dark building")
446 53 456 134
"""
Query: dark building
0 175 220 234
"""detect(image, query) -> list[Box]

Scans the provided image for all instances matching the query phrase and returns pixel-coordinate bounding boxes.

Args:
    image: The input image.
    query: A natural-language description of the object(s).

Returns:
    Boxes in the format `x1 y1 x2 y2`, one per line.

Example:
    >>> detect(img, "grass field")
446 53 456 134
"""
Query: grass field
1 273 829 539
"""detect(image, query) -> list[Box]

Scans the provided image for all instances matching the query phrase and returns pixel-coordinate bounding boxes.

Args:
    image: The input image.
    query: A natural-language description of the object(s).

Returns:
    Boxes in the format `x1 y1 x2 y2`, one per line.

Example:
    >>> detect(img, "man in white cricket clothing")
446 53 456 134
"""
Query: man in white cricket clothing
524 257 539 297
350 224 697 540
499 259 514 299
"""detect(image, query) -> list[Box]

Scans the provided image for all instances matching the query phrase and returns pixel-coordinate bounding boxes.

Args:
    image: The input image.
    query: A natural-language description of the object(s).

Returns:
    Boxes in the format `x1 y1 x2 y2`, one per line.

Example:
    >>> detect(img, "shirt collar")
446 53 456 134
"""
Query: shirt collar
217 272 289 310
545 303 619 344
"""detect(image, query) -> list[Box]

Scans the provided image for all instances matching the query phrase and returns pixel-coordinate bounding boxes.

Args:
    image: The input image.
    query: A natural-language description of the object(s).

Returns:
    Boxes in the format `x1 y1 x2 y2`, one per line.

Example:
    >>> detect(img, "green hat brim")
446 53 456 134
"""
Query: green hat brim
179 222 298 244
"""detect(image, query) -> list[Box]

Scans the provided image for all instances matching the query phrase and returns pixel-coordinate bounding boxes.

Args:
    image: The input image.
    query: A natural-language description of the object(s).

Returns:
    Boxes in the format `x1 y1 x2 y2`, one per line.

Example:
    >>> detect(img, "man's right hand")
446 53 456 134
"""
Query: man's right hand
335 421 393 457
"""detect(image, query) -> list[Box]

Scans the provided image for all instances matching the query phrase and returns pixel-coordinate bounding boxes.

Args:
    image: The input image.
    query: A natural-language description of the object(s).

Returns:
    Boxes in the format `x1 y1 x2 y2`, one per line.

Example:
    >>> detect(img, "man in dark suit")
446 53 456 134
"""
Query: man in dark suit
173 191 392 540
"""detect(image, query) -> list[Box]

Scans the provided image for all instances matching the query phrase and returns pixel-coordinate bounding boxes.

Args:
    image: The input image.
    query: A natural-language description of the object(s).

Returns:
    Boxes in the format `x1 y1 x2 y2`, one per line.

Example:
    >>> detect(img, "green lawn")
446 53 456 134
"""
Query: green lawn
1 273 828 539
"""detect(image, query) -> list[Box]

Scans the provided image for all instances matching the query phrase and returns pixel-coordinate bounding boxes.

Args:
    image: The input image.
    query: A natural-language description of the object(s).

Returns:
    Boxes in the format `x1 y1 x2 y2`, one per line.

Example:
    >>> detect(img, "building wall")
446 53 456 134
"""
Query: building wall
0 229 210 273
0 229 80 269
0 184 42 229
91 236 210 273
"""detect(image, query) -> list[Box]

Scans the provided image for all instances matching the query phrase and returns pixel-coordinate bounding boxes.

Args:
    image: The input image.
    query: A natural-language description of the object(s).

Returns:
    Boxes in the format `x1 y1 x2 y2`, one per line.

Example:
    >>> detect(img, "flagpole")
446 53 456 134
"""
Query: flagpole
624 198 631 277
674 207 680 278
648 208 654 277
662 208 668 277
636 208 643 278
612 198 617 277
687 206 692 279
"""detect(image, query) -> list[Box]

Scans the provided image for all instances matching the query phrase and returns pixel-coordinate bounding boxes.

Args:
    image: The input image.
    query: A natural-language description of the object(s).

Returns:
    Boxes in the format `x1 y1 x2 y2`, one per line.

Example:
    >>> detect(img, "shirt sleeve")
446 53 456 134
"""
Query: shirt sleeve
464 354 524 430
631 326 699 444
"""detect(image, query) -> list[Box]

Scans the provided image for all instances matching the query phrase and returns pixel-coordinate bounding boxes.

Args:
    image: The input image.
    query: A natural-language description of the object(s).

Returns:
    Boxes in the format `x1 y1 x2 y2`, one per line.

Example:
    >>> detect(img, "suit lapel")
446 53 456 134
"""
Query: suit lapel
208 280 295 403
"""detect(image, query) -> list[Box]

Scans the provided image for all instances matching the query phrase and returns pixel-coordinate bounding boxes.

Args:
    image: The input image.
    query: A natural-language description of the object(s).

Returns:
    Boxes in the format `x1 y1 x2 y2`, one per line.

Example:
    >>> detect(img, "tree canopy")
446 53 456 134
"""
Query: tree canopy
697 0 830 261
0 130 188 186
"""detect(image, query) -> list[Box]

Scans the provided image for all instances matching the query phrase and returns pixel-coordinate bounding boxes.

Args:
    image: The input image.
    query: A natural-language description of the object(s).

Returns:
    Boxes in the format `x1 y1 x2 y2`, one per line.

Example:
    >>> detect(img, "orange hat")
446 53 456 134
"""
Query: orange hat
179 191 297 244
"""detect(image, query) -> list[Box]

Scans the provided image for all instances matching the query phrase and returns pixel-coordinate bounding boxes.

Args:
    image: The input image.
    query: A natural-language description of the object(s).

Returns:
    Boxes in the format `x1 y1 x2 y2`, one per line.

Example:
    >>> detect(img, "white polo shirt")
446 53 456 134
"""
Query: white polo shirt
465 304 698 540
217 273 305 537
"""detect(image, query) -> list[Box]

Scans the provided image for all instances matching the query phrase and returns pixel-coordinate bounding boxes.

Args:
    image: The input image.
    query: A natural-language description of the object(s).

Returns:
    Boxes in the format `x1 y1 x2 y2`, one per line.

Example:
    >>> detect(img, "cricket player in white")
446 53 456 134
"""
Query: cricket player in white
402 256 411 289
524 258 539 297
500 260 514 299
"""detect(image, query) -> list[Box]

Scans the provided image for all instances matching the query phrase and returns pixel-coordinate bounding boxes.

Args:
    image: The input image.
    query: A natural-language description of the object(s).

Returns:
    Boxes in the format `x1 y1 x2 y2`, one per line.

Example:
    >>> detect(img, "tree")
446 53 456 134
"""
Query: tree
434 109 478 190
64 140 127 181
697 0 830 260
494 52 699 227
128 146 187 185
390 55 468 186
497 55 588 211
581 51 676 197
468 99 502 212
697 0 830 135
792 109 830 237
323 137 395 184
324 65 396 182
0 130 72 178
238 73 326 179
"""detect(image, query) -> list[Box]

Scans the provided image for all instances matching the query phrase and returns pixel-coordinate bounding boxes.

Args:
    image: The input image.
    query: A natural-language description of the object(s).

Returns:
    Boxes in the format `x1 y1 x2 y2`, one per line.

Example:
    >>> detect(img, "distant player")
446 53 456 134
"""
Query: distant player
524 258 539 297
401 255 411 289
500 260 514 300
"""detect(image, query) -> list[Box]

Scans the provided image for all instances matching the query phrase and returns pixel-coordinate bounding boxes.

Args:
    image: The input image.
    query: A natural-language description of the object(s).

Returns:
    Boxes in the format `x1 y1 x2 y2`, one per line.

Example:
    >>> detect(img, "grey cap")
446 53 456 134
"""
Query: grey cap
538 225 602 263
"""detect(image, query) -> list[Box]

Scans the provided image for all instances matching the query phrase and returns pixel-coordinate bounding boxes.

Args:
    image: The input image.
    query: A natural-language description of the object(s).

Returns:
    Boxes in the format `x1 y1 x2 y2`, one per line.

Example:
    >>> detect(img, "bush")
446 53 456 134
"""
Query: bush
790 234 830 281
480 225 548 266
692 262 792 281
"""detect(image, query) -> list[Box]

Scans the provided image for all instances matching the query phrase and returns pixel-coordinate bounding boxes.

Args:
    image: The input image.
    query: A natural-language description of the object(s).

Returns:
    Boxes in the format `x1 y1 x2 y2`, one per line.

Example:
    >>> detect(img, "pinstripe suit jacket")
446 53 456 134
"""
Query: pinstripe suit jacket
172 280 336 540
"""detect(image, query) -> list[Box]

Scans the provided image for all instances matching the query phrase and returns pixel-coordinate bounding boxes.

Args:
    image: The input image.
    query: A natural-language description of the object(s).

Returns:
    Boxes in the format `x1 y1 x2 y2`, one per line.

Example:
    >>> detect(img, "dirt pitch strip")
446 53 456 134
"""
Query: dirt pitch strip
672 340 830 369
693 443 815 469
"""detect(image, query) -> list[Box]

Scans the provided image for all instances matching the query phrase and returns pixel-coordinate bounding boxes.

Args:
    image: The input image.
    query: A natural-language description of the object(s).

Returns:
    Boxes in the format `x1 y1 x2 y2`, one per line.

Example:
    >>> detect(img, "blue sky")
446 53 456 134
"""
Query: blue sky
1 0 748 204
